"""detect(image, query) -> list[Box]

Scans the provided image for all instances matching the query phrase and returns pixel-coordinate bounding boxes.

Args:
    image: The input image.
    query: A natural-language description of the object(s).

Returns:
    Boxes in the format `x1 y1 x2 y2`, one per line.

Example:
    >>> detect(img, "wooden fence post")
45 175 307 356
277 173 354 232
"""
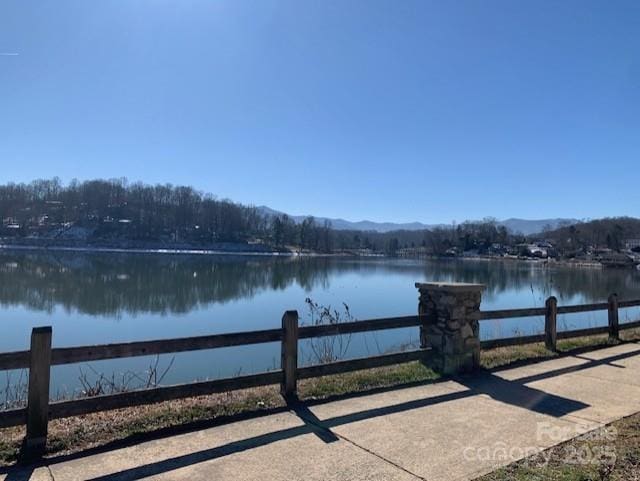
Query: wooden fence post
281 311 299 399
545 296 557 351
25 326 52 452
608 293 619 341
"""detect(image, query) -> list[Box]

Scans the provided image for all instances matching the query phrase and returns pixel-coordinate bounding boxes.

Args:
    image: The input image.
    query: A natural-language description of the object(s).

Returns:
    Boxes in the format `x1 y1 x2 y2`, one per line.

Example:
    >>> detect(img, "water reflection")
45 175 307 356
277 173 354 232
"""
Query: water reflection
1 251 640 394
1 251 639 316
0 252 334 316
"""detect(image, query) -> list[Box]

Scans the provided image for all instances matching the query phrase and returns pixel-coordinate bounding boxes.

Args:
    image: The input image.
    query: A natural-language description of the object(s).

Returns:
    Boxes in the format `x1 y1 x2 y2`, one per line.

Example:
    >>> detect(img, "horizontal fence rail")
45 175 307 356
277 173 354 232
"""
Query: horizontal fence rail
0 370 284 429
298 349 433 379
477 307 547 320
479 325 637 350
557 302 609 314
0 329 285 371
0 351 28 372
477 300 640 320
298 315 422 339
619 300 640 308
0 316 425 372
49 370 284 421
0 292 639 451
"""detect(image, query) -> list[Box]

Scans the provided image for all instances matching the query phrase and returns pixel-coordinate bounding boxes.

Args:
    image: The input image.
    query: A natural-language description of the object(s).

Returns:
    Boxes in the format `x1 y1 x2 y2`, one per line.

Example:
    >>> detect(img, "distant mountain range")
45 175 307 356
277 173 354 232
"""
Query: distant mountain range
257 206 578 236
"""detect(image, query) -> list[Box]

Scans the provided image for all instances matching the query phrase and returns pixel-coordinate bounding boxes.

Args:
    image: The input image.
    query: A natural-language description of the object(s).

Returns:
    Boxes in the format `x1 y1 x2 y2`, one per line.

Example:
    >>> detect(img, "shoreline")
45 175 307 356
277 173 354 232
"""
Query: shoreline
456 255 604 268
0 243 628 269
0 243 358 258
0 243 292 257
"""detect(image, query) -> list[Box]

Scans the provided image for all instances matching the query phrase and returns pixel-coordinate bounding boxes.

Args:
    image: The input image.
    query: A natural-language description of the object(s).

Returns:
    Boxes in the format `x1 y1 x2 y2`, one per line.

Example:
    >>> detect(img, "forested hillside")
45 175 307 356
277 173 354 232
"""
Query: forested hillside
0 178 337 252
0 178 637 256
543 217 640 253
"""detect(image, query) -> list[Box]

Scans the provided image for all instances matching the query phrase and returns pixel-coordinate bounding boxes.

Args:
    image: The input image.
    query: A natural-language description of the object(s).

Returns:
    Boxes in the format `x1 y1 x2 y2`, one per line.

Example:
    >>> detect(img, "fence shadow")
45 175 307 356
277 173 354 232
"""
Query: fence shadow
4 343 638 481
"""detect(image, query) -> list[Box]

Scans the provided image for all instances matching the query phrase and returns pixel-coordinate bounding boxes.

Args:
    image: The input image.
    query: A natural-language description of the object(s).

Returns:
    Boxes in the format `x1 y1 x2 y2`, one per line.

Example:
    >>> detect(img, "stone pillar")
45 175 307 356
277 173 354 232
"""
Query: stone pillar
416 282 484 375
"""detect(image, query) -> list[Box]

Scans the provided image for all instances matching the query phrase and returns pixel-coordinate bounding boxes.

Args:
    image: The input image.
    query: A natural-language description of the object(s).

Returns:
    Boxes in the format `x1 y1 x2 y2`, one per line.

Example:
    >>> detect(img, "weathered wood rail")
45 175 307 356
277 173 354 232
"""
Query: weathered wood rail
478 295 640 349
1 293 639 451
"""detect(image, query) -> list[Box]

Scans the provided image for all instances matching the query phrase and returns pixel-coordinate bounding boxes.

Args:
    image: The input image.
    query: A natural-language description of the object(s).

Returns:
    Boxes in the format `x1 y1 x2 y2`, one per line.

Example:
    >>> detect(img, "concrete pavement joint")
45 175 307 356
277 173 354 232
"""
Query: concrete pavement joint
289 405 428 481
4 345 639 481
563 410 620 426
334 434 428 481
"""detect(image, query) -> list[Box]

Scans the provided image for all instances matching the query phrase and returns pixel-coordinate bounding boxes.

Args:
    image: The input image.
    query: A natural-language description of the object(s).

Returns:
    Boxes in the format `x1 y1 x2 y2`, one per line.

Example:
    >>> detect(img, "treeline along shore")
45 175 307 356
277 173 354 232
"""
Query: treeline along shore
1 178 640 262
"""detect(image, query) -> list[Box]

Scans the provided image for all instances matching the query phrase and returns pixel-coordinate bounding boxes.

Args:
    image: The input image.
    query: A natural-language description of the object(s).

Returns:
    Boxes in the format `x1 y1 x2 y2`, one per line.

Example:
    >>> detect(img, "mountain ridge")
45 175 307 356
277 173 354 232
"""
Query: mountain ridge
256 206 579 236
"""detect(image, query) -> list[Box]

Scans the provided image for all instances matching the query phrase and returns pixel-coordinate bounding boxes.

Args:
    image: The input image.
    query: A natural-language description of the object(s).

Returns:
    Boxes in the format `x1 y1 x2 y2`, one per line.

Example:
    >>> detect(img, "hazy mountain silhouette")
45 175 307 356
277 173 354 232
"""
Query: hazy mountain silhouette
257 206 578 235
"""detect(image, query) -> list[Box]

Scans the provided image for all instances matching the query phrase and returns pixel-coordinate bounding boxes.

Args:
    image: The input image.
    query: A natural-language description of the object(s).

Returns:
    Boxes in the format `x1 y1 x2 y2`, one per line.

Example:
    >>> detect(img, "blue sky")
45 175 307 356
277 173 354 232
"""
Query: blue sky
1 1 639 224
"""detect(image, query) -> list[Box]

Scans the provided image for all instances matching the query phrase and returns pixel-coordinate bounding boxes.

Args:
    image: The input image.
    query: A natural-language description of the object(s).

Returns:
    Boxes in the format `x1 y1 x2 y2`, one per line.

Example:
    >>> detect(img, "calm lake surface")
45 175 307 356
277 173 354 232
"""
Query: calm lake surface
1 250 639 396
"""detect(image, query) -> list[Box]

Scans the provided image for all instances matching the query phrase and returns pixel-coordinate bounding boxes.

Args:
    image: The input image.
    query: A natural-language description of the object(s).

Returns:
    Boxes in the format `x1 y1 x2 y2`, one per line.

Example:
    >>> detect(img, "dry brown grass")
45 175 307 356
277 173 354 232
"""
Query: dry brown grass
0 361 439 465
1 329 639 467
479 412 640 481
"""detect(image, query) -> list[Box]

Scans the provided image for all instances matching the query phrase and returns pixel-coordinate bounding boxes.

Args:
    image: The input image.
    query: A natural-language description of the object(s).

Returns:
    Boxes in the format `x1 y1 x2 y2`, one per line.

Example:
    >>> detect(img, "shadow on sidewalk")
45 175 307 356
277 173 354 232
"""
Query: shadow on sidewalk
2 343 639 481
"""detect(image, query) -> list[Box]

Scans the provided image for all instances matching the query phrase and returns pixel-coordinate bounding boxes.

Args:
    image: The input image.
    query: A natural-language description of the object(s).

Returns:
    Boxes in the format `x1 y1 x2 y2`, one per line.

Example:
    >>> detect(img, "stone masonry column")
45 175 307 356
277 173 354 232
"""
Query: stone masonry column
416 282 485 375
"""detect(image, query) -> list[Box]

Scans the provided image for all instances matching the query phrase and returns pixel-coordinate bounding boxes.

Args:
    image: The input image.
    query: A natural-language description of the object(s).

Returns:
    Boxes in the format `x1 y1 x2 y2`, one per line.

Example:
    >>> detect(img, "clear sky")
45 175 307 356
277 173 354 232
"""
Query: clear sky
1 1 639 224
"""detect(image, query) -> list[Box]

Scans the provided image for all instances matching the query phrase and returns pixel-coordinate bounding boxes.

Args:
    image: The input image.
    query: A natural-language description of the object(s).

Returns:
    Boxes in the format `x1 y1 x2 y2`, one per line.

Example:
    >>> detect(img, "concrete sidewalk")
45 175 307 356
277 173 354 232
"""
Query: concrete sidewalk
3 342 640 481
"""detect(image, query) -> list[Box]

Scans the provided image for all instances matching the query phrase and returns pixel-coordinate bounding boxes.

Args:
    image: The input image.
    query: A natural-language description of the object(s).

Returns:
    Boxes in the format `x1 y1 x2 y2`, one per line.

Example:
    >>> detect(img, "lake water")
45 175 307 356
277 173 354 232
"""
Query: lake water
1 250 639 398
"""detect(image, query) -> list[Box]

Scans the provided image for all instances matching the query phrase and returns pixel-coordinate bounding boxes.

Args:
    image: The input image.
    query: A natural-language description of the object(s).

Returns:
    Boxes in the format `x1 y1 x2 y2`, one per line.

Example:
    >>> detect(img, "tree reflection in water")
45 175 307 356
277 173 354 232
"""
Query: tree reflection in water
0 252 639 317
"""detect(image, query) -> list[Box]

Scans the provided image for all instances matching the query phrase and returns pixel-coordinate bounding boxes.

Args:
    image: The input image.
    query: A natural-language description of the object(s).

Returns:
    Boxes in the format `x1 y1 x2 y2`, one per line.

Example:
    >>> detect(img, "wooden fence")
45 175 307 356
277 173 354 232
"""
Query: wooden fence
1 293 640 450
